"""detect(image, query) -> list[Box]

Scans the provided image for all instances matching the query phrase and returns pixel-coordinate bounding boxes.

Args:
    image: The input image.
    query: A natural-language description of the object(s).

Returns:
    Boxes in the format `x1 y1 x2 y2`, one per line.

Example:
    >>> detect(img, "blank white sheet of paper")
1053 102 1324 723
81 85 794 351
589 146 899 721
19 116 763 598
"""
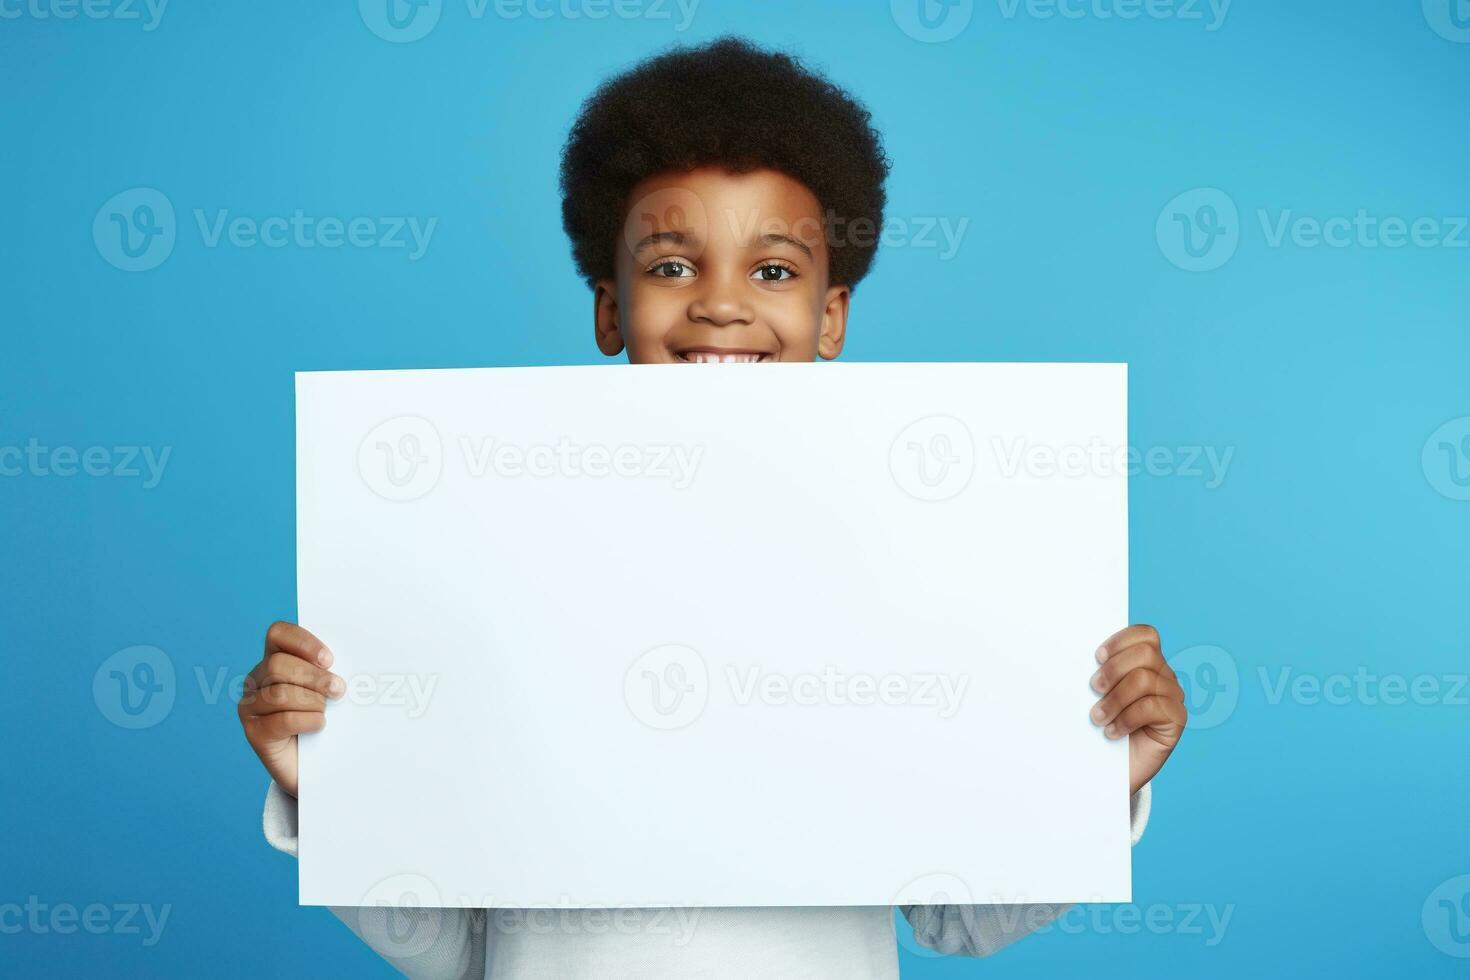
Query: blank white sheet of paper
295 362 1130 909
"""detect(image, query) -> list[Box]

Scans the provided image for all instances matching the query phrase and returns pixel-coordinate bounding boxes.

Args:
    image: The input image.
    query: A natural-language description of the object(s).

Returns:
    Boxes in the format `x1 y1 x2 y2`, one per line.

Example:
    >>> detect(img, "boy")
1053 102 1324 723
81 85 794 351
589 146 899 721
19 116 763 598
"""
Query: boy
239 37 1187 979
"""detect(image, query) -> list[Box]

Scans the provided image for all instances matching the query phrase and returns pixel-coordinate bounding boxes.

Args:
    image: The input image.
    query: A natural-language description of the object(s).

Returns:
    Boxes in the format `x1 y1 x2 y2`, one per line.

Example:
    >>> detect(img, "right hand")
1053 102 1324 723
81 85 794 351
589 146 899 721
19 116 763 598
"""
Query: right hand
238 621 345 798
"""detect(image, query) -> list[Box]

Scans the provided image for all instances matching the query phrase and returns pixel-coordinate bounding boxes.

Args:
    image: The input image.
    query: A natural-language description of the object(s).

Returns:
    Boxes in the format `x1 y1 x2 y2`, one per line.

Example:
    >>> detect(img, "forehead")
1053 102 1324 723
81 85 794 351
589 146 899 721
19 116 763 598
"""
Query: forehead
621 167 827 247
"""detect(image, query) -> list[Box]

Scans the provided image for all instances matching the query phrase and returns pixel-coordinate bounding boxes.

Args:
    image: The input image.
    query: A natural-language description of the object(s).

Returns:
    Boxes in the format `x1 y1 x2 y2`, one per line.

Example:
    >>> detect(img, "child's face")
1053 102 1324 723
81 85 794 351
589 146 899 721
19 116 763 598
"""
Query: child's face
593 167 850 364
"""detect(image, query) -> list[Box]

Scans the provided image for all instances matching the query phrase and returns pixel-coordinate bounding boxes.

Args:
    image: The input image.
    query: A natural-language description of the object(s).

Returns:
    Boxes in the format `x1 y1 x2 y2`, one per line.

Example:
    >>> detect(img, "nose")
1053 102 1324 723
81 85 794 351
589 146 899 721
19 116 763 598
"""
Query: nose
686 268 755 327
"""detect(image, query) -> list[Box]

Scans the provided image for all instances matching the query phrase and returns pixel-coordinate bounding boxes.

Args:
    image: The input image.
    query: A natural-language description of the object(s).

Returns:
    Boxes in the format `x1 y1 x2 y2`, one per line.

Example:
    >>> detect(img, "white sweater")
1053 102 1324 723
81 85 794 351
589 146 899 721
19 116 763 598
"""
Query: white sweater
264 782 1150 979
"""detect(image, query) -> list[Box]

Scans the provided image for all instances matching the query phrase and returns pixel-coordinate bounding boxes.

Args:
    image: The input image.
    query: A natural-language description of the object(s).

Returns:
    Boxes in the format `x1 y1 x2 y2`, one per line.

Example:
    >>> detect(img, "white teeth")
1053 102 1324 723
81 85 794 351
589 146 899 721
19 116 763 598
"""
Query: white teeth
682 352 767 363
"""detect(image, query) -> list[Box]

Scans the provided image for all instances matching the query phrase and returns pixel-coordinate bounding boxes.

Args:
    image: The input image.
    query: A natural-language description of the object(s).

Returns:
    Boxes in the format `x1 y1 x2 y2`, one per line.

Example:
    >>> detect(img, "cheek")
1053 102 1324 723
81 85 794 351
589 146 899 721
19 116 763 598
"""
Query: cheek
619 282 684 358
755 287 826 355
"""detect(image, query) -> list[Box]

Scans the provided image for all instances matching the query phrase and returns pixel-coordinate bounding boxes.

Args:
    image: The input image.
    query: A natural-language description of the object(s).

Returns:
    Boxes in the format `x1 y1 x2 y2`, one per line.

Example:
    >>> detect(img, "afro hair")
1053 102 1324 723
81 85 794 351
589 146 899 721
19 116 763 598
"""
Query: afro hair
559 36 891 290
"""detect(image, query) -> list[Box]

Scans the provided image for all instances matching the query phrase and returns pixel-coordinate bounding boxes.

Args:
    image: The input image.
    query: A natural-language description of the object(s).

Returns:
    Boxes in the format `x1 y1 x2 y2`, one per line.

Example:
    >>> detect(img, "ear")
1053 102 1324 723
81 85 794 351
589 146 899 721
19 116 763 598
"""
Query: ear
593 279 625 358
816 284 850 361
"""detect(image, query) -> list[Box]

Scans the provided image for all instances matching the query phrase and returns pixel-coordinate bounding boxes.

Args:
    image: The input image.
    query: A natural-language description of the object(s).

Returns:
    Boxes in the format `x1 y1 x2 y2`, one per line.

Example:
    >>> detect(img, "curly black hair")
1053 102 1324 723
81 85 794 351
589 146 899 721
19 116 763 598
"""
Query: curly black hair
559 36 891 290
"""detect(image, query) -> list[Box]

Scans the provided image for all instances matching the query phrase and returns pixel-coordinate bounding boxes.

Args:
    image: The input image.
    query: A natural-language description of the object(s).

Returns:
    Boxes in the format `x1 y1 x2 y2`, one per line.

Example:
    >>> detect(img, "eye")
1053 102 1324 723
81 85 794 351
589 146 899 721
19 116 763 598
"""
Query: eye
646 258 696 279
752 262 797 282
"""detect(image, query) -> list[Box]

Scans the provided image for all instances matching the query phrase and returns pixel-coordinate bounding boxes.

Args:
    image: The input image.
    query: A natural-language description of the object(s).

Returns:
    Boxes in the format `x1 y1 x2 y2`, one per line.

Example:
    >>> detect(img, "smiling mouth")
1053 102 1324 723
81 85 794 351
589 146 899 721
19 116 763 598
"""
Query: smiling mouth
676 348 774 363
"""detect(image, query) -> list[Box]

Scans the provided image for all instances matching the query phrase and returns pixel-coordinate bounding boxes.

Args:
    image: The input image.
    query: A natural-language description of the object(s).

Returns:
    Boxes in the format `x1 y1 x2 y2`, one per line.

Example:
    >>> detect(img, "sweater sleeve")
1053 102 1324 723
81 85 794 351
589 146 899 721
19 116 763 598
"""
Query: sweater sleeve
262 782 487 980
899 783 1151 958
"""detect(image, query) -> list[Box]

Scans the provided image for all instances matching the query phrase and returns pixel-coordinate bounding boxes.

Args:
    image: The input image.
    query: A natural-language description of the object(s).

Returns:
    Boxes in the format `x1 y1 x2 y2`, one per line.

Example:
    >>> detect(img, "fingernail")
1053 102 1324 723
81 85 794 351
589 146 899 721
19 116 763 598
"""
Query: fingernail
1091 705 1105 723
1104 723 1118 738
1095 645 1109 663
1090 671 1105 692
328 675 345 697
319 647 334 668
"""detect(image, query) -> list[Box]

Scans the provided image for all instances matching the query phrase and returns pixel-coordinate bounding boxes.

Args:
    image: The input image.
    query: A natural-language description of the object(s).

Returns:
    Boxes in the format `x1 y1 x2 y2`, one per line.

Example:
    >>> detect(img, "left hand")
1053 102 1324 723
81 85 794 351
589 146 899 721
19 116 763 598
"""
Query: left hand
1089 624 1188 795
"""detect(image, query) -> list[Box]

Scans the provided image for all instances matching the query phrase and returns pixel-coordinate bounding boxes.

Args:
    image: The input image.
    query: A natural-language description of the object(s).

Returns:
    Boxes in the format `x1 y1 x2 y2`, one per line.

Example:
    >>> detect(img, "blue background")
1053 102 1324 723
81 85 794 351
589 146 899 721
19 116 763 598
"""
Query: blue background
3 0 1468 976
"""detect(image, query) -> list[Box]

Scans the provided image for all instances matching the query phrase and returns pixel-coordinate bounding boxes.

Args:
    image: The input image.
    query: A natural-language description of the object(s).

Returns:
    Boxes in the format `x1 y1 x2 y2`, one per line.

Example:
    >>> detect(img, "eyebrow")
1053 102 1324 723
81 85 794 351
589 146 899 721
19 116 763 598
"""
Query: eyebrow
631 230 696 255
757 232 814 260
630 229 816 260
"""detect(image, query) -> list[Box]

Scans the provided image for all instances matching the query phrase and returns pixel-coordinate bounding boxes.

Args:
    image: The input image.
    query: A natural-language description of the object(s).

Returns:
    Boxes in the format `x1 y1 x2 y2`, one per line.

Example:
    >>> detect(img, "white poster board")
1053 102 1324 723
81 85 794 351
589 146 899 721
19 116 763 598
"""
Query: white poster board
296 362 1130 909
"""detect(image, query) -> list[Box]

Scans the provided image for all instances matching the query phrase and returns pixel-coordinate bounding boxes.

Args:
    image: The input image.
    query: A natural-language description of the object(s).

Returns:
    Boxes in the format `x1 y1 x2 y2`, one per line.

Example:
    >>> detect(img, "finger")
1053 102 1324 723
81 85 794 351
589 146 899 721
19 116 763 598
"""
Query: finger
264 620 333 668
1091 669 1181 727
1090 642 1175 695
245 710 325 743
246 652 344 700
1096 624 1161 663
240 683 328 716
1104 694 1187 740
